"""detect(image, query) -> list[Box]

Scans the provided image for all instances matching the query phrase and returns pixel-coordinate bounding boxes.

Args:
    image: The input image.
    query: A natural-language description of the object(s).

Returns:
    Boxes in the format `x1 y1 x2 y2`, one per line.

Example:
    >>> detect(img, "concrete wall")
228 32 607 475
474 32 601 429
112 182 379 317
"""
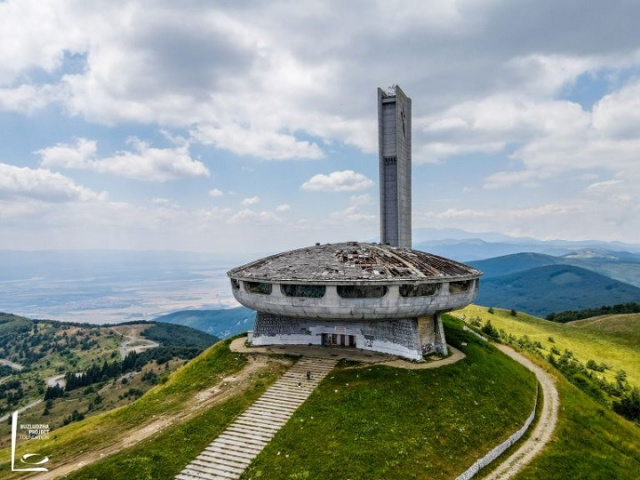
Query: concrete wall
455 385 539 480
378 86 412 248
232 280 479 321
252 312 430 360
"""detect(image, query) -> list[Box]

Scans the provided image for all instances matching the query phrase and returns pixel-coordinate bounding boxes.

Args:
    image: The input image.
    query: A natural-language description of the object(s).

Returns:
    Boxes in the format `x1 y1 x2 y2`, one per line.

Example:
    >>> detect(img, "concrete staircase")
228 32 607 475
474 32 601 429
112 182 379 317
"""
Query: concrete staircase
176 357 336 480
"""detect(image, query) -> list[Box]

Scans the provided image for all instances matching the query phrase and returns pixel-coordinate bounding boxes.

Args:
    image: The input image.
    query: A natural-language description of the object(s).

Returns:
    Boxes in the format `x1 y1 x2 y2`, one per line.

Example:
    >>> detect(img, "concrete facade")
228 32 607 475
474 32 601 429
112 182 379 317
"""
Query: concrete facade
223 87 483 362
228 242 481 360
250 312 449 360
232 279 479 320
378 86 412 248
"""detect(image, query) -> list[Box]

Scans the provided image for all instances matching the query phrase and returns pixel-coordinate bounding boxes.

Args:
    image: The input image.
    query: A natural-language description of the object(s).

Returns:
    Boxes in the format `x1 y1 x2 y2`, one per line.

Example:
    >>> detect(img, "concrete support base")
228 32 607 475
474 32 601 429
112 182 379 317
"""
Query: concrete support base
251 312 449 362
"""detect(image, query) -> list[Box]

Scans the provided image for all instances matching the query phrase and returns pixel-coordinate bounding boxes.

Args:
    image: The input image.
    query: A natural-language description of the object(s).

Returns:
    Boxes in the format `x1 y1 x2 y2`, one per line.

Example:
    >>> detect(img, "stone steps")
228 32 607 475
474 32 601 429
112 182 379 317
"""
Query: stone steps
176 357 336 480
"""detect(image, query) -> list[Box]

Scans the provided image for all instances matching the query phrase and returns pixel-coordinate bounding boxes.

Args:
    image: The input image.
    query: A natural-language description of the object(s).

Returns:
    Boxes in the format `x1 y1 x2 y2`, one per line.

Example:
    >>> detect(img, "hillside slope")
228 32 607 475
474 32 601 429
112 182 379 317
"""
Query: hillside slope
566 313 640 349
468 252 558 278
455 306 640 478
64 317 538 480
458 305 640 389
467 249 640 287
475 264 640 317
153 307 255 338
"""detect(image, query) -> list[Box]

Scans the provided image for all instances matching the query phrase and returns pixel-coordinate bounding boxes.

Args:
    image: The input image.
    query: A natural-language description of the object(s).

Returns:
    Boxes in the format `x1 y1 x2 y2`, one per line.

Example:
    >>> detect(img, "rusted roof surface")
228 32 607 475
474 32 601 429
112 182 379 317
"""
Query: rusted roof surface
228 242 482 283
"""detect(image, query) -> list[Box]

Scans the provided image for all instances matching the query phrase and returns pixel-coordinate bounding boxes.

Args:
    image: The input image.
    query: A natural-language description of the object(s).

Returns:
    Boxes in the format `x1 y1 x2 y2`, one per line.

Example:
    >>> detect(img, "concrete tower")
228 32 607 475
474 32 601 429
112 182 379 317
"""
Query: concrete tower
378 85 412 248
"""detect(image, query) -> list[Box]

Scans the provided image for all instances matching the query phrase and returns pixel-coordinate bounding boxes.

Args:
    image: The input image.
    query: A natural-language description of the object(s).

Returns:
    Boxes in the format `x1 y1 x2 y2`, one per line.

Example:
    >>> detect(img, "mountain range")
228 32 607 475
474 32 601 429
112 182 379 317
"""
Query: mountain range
153 249 640 331
467 250 640 316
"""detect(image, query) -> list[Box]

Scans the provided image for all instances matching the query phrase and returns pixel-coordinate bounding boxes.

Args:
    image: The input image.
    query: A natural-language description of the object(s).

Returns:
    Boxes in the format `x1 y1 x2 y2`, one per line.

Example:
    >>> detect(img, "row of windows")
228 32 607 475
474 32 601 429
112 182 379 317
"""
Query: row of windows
231 279 475 299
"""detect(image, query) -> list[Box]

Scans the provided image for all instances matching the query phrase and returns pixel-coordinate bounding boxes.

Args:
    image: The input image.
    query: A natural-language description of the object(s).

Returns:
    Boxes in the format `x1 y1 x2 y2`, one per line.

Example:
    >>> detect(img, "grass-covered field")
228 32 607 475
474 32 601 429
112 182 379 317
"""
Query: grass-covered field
461 306 640 479
0 339 251 477
514 368 640 479
241 316 537 480
64 360 284 480
459 305 640 388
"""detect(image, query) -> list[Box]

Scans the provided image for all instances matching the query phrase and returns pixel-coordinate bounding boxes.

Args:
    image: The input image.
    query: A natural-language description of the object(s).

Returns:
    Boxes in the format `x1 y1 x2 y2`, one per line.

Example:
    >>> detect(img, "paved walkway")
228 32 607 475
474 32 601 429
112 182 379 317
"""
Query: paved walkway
229 337 466 370
176 357 337 480
482 345 559 480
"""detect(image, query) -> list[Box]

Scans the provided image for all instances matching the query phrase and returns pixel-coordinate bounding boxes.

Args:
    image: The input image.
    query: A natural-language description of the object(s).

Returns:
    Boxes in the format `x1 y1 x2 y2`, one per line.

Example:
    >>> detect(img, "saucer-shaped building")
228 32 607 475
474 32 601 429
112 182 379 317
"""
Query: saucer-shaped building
228 241 481 360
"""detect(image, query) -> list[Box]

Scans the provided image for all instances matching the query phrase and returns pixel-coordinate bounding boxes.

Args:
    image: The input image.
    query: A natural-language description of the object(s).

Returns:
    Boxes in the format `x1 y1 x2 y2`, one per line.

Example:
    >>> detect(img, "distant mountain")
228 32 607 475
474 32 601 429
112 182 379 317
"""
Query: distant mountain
468 253 559 278
411 228 640 261
475 264 640 317
152 307 255 338
469 250 640 288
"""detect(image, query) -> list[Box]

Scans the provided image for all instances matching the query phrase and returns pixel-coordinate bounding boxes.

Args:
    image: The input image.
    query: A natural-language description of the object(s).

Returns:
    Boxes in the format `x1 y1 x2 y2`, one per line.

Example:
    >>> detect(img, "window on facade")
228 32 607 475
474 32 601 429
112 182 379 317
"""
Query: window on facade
449 280 473 294
337 285 387 299
399 283 439 297
281 284 326 298
230 279 240 290
245 281 272 295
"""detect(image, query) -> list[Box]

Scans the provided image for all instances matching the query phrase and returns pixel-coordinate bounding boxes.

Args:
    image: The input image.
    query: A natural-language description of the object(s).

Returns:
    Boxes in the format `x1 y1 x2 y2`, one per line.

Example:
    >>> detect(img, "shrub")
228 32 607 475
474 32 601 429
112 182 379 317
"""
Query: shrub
481 320 500 340
613 387 640 423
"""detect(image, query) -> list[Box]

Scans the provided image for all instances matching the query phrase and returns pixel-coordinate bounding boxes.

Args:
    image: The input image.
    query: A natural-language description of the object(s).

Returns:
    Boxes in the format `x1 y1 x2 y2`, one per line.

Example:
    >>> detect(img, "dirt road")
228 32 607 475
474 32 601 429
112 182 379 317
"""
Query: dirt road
482 345 559 480
27 356 287 480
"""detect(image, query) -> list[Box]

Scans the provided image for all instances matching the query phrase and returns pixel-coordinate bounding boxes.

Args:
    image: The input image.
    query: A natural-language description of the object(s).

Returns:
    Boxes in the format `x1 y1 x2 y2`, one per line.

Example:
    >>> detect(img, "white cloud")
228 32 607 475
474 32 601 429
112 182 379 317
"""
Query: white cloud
348 194 373 206
209 188 223 198
0 163 106 202
241 196 260 206
329 206 376 223
0 84 59 113
276 204 291 212
37 137 209 182
38 137 97 168
227 209 280 224
592 80 640 138
301 170 374 192
193 124 324 160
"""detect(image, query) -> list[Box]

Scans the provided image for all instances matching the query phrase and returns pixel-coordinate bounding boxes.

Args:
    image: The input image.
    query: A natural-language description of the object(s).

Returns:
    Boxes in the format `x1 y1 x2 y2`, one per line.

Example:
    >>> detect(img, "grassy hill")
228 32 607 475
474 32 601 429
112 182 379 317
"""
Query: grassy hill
475 264 640 317
458 305 640 389
456 306 640 478
153 307 255 338
5 313 639 479
59 317 539 480
566 313 640 350
468 250 640 287
0 314 219 456
469 252 558 278
1 338 274 479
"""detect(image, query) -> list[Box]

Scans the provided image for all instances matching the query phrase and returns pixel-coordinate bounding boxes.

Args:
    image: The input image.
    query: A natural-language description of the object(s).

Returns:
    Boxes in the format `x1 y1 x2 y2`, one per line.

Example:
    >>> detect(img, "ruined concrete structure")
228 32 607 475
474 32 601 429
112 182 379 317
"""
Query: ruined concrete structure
379 85 411 248
228 242 481 360
226 86 482 361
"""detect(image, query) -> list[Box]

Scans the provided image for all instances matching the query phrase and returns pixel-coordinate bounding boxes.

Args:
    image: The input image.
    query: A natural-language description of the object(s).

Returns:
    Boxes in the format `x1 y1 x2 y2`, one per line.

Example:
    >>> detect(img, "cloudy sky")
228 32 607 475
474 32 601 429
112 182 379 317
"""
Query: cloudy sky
2 0 639 254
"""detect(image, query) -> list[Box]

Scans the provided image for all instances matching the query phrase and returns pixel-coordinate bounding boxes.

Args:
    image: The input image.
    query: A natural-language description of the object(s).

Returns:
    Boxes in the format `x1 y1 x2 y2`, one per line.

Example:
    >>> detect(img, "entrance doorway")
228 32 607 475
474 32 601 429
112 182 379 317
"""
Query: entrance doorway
322 333 355 347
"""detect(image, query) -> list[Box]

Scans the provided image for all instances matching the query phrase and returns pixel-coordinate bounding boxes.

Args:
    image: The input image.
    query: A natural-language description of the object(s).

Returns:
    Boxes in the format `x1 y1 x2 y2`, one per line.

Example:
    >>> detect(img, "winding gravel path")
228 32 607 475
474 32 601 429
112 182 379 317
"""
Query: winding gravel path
483 345 559 480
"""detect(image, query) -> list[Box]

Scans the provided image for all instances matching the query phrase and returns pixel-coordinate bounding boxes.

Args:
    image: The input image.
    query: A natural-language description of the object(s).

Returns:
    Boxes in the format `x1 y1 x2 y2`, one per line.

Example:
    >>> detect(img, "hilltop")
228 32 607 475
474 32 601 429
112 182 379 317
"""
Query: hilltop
0 313 218 453
152 307 255 338
2 313 639 479
468 250 640 287
474 264 640 317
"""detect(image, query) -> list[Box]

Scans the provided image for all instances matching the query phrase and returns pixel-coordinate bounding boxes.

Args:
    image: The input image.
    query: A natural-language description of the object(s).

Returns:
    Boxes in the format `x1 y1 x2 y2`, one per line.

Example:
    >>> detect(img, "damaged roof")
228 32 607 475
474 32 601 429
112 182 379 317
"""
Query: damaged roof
227 242 482 284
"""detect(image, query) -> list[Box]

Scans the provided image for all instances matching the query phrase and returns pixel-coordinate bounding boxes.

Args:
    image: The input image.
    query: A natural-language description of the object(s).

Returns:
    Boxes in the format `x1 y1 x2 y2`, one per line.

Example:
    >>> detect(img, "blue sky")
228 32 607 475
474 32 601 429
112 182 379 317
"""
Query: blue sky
1 0 639 254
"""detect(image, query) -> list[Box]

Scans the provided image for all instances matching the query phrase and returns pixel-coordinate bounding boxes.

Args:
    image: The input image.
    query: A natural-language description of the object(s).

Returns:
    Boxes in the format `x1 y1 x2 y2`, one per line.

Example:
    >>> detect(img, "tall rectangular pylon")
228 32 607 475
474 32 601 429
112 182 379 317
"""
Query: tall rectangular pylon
378 85 412 248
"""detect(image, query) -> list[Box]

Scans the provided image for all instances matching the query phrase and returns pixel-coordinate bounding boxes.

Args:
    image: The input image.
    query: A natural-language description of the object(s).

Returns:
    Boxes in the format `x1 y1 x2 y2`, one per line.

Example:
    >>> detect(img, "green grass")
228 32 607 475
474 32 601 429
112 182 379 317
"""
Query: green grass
65 362 286 480
0 339 248 476
460 306 640 479
508 357 640 479
241 316 537 480
567 313 640 349
461 305 640 388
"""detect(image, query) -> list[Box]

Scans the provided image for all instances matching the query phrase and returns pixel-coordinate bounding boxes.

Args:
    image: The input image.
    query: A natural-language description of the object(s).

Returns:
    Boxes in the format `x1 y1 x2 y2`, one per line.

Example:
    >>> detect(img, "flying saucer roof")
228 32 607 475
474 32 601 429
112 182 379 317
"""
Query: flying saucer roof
227 242 482 284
